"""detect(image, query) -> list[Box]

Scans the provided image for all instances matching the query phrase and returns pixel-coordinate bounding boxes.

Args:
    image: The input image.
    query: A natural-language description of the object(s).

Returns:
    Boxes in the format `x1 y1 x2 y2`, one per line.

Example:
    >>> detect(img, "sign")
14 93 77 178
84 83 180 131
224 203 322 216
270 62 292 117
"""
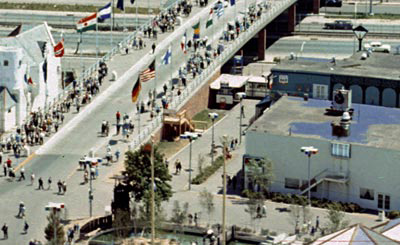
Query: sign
279 75 289 84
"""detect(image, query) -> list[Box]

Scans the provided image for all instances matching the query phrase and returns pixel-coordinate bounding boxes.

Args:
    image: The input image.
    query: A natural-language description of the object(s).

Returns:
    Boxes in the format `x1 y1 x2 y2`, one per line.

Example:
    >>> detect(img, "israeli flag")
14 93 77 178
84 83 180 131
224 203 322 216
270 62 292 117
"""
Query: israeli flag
162 46 172 65
217 3 224 18
98 2 112 20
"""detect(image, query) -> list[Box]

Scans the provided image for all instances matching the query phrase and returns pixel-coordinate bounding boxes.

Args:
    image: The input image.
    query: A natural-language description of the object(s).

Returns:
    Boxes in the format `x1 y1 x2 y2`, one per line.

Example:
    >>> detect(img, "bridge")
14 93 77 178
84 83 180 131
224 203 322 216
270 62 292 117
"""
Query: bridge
0 0 322 243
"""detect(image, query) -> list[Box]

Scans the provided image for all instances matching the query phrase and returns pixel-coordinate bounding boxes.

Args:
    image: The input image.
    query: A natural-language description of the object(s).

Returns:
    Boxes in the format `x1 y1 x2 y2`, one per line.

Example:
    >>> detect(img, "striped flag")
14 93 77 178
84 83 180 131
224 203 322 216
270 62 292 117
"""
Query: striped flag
181 32 187 54
139 60 156 82
131 78 141 103
98 2 112 21
217 3 224 18
206 8 213 28
77 13 97 32
54 38 64 57
192 21 200 39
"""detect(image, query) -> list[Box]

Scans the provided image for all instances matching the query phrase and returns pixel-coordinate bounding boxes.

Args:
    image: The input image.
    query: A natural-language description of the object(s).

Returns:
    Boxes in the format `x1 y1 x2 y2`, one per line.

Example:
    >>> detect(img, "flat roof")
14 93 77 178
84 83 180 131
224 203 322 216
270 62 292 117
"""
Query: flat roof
271 52 400 81
249 96 400 150
210 74 248 90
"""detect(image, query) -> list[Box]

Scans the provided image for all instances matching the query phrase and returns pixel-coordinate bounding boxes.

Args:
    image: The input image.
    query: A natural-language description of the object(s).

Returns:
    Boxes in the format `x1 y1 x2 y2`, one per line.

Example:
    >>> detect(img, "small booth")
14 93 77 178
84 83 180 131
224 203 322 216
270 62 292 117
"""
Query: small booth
209 74 248 109
245 75 269 98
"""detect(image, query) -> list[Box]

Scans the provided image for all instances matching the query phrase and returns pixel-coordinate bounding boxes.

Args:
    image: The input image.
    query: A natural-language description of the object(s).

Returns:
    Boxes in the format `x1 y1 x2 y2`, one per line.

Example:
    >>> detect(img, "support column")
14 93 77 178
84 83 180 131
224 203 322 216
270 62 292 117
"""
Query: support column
258 28 266 61
288 4 296 33
378 87 384 106
361 85 367 104
396 88 400 108
313 0 320 14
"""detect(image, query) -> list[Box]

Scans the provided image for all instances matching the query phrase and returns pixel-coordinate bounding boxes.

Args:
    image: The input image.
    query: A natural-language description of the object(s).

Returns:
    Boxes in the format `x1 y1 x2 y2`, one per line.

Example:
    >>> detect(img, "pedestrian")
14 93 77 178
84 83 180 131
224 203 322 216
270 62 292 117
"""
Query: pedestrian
316 216 320 230
38 177 44 190
194 213 198 226
152 43 156 54
47 177 52 190
18 167 25 181
311 226 315 236
57 180 63 194
23 220 29 234
241 104 245 118
116 122 121 135
63 181 67 194
17 201 25 218
30 172 35 186
256 205 261 218
116 111 121 124
115 149 120 162
175 159 179 175
6 158 11 168
3 162 7 177
1 223 8 239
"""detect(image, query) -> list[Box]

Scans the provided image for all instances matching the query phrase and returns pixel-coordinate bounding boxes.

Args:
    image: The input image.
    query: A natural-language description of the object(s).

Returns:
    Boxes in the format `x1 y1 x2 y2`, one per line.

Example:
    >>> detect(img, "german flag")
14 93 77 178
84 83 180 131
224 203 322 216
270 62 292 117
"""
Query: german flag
131 78 141 103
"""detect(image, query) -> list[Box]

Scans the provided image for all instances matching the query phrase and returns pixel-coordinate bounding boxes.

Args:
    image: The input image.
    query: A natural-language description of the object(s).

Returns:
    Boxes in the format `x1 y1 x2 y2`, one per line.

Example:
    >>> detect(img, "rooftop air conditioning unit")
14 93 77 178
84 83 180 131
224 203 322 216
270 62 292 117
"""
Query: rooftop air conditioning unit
332 88 352 112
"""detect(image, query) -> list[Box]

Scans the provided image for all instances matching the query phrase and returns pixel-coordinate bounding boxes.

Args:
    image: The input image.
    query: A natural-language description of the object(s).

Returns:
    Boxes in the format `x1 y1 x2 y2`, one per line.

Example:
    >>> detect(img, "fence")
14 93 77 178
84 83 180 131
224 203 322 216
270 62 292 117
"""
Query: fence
127 0 296 150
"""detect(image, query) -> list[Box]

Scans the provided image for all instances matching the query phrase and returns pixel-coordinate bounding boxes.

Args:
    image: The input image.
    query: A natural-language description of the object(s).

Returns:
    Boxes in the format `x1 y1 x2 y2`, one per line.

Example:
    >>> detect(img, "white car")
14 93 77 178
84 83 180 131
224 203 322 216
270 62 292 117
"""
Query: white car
363 42 391 53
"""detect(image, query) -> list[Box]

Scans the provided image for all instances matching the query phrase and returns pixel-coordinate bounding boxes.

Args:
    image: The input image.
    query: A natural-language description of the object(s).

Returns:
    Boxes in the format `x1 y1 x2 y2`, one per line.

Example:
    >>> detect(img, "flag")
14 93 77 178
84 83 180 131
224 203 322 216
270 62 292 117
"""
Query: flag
98 2 112 21
8 25 21 37
217 3 224 18
162 46 172 65
181 32 187 54
131 78 141 103
206 8 213 28
230 0 235 6
192 21 200 39
54 38 64 57
77 13 97 32
24 74 35 86
117 0 124 11
130 0 135 4
139 60 155 83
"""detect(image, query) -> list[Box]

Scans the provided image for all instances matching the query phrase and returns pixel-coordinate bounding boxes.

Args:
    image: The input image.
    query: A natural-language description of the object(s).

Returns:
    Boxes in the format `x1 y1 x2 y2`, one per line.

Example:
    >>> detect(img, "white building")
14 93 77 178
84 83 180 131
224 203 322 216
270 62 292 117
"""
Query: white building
0 23 62 132
245 95 400 211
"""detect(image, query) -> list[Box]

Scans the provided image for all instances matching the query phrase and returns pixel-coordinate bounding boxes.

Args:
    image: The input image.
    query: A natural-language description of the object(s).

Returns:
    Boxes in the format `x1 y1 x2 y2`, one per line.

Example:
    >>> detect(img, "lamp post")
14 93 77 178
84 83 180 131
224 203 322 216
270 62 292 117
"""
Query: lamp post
214 135 229 245
353 25 369 52
237 92 246 145
150 135 155 245
300 41 306 58
180 132 199 190
208 113 219 164
300 146 318 206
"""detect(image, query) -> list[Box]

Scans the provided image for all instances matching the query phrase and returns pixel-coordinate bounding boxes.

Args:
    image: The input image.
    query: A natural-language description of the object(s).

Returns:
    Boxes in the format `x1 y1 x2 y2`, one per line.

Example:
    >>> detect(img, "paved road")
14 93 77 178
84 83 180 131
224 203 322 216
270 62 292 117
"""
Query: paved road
320 3 400 14
0 0 264 242
265 36 400 59
0 11 150 29
296 22 400 34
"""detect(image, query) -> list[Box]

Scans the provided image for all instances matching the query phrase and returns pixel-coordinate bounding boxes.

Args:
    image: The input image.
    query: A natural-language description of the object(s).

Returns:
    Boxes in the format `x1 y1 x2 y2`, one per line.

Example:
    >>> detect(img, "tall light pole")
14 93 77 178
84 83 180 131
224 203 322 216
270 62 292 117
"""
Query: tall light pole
237 92 246 145
353 25 369 52
300 146 318 206
89 168 93 217
208 112 219 164
150 135 155 245
180 132 199 190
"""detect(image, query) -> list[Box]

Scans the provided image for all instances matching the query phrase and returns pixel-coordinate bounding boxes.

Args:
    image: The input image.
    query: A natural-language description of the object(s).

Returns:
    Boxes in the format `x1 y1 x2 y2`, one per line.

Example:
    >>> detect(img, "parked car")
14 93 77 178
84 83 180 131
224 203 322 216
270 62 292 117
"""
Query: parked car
324 20 353 30
363 41 391 53
325 0 342 7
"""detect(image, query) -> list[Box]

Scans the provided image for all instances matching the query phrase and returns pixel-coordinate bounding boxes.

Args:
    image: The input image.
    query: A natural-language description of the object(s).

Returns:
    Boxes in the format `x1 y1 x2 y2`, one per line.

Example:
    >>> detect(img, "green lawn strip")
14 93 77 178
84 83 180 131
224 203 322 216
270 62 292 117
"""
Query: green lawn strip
191 155 224 185
0 2 159 14
191 109 226 129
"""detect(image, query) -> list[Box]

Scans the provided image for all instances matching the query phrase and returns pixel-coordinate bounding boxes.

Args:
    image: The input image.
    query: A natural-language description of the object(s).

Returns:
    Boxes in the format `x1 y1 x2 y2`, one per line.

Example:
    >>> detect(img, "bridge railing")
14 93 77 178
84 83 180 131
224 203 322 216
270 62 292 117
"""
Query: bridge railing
128 0 295 149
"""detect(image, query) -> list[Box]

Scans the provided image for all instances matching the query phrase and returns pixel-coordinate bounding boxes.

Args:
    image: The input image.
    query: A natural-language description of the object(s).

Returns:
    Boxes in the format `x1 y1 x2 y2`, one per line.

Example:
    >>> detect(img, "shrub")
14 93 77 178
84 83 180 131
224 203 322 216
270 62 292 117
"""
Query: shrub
261 229 269 236
191 156 224 185
387 210 400 219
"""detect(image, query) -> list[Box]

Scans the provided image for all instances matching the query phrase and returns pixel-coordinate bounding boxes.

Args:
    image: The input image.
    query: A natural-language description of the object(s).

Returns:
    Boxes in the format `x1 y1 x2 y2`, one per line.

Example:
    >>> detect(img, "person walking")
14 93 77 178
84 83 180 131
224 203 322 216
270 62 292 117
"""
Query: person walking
23 220 29 234
17 201 25 218
47 177 52 190
1 223 8 239
38 177 44 190
115 149 120 162
315 216 320 230
18 167 25 181
152 43 156 54
3 162 6 177
30 172 35 186
57 180 63 194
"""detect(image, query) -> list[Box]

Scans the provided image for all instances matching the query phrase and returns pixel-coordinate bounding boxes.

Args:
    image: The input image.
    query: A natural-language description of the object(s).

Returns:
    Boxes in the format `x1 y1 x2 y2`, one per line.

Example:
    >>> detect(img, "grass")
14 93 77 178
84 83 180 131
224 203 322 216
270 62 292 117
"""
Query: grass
191 155 224 185
157 140 188 160
0 2 159 14
191 109 226 129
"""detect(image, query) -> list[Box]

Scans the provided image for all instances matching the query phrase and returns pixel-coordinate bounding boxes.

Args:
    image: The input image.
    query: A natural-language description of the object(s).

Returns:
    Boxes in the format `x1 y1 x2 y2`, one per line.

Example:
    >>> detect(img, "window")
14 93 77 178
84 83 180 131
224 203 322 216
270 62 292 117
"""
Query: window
285 178 300 189
3 60 8 66
331 143 351 158
360 188 374 200
378 194 391 210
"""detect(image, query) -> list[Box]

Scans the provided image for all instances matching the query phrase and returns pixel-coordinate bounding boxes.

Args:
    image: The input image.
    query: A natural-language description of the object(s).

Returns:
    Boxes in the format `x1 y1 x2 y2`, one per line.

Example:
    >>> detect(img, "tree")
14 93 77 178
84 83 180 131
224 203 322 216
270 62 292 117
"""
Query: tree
198 189 215 225
123 144 172 209
324 203 350 233
44 211 65 245
244 198 258 232
197 154 205 174
247 157 274 199
171 201 189 234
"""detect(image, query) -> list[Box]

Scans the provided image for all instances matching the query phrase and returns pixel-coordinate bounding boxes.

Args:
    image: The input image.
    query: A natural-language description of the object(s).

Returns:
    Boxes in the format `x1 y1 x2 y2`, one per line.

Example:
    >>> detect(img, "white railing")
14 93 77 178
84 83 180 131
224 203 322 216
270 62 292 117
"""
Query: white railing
128 0 296 150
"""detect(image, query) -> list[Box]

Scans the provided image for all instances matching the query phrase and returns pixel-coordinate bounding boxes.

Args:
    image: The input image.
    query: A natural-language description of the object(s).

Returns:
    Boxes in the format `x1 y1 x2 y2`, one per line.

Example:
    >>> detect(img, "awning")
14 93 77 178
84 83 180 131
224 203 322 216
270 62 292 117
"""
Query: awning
210 74 249 90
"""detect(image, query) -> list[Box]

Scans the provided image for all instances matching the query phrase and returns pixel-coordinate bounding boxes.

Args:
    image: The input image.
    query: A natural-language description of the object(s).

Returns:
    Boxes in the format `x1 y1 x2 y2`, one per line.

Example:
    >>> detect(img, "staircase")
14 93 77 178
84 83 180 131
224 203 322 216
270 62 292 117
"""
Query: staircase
300 169 349 195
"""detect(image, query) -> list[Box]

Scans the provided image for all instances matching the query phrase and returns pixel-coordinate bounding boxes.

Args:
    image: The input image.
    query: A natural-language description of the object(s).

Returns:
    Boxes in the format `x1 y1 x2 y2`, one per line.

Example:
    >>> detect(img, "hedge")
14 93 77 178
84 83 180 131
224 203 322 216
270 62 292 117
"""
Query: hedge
191 156 224 185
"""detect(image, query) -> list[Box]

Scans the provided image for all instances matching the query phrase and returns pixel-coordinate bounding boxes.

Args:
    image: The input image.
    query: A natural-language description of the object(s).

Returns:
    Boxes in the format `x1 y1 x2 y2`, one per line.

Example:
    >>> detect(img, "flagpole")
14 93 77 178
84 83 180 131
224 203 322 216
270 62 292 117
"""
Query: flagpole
80 32 83 78
136 2 138 29
124 9 126 32
96 20 99 80
111 0 114 51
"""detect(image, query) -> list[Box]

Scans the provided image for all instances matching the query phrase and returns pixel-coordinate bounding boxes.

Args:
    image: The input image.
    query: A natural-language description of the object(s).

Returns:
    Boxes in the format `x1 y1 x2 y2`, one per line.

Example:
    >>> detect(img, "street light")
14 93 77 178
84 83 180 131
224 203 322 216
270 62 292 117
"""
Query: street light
353 25 368 52
214 135 229 245
180 132 199 190
208 112 219 164
45 202 65 245
300 146 318 207
237 92 246 145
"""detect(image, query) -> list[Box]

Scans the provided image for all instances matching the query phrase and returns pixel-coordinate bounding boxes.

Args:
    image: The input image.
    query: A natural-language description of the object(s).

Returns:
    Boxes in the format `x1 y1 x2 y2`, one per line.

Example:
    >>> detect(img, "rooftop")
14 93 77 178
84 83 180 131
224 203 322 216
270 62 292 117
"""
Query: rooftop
249 96 400 150
272 52 400 81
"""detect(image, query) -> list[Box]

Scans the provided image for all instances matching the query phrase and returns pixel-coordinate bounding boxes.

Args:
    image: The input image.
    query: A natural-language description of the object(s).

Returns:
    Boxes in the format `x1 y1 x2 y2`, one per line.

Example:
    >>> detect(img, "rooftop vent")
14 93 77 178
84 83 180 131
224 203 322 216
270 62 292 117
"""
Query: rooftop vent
326 88 354 116
331 111 352 137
